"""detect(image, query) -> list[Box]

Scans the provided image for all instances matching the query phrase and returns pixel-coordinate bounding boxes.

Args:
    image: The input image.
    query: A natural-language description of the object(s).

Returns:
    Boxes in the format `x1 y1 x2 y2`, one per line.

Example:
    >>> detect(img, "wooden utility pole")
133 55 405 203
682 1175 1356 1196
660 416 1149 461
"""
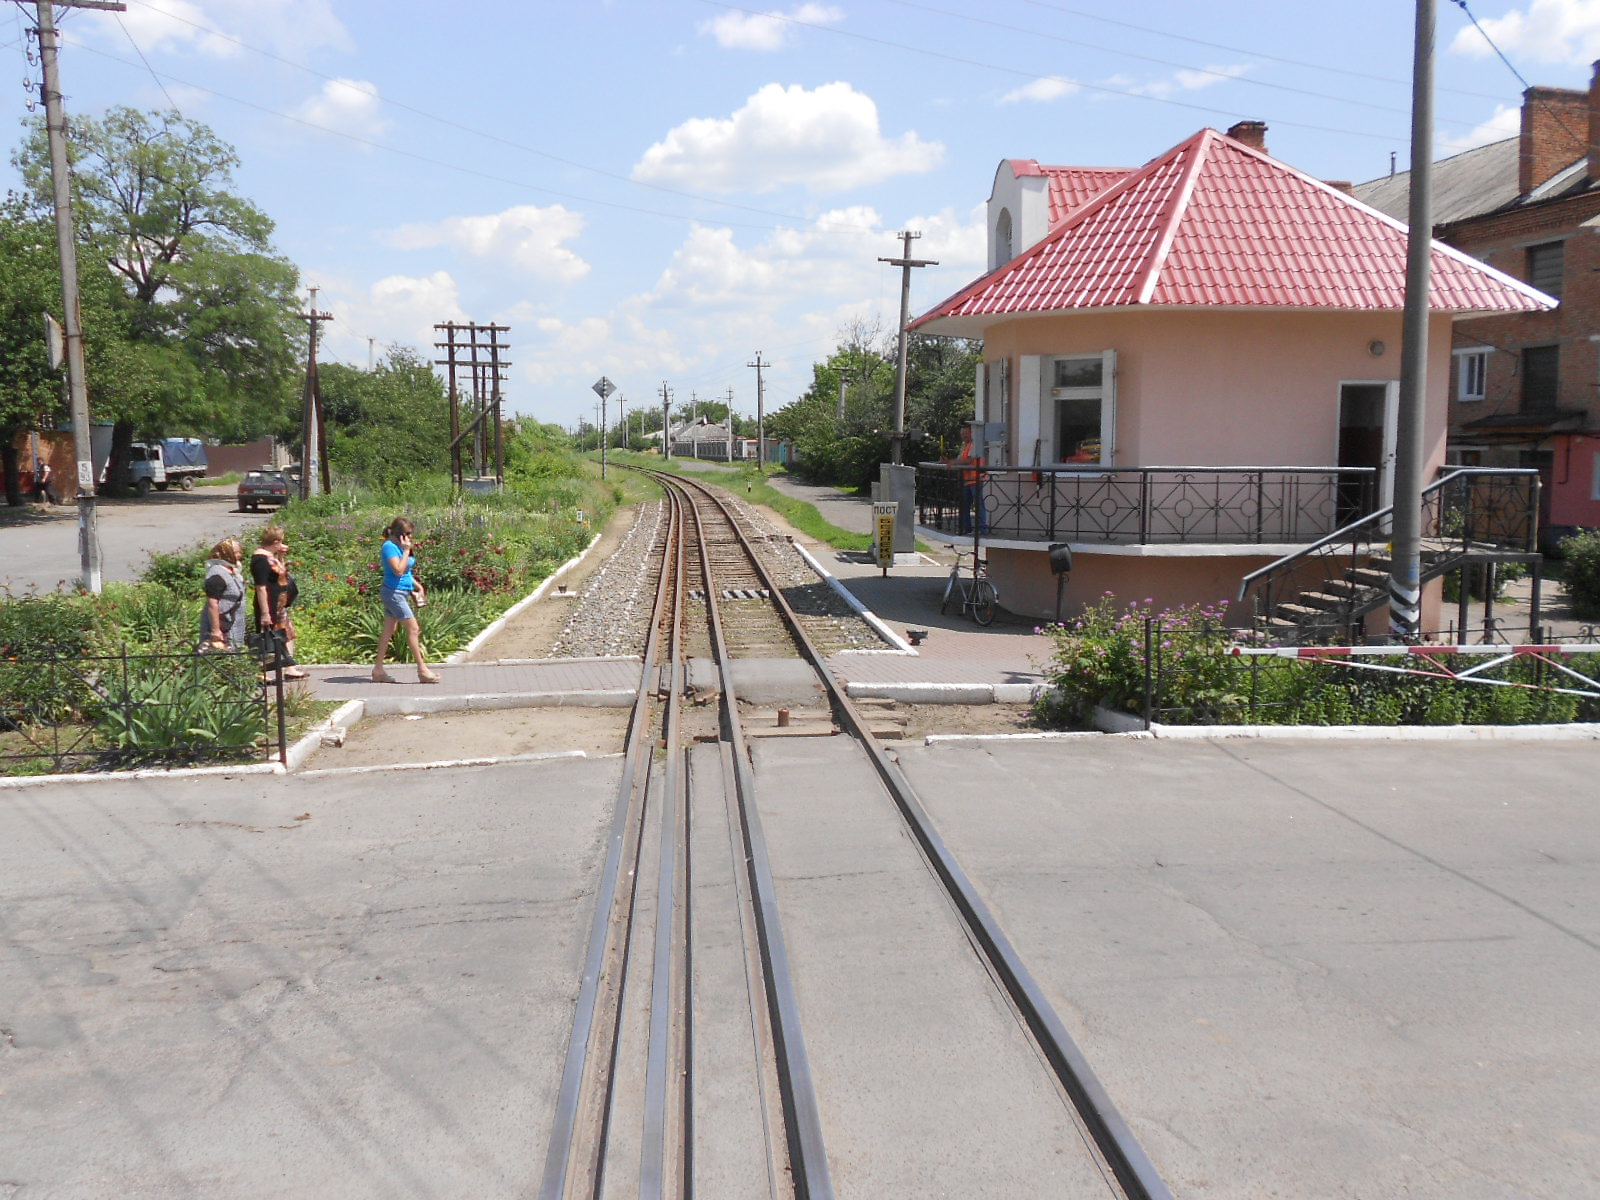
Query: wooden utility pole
879 231 937 465
747 353 768 467
30 0 125 592
434 322 511 491
295 287 333 499
836 368 851 421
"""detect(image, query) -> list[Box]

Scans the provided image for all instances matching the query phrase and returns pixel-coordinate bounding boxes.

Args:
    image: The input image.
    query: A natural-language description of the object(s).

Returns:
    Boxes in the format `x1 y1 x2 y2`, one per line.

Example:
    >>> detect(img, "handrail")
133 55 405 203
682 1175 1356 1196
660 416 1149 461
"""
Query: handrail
1237 467 1540 602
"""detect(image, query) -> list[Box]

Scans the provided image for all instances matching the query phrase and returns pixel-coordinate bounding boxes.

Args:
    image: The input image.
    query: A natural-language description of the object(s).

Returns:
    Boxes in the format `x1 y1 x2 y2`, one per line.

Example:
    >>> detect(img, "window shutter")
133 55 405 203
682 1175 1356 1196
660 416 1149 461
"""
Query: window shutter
1100 349 1117 464
1018 355 1043 465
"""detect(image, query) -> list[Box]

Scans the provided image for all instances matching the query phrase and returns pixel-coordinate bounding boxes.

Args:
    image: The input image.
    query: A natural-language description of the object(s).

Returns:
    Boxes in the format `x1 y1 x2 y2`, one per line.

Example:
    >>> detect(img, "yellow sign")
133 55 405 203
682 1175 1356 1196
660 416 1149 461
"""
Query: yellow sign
874 502 897 570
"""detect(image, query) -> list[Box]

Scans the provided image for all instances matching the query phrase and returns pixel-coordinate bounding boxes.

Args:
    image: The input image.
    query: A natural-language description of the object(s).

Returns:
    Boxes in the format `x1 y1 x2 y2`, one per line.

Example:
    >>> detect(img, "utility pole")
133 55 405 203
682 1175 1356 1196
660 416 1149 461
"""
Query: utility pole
592 375 615 479
836 368 851 421
879 231 937 465
1390 0 1434 640
296 286 333 499
747 353 768 468
31 0 125 593
660 381 673 459
367 336 376 371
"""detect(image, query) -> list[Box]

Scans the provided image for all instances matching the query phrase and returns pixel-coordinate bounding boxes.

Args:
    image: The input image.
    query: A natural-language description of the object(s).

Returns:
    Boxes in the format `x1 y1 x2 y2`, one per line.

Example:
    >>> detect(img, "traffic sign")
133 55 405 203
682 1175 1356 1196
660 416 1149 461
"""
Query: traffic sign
592 376 615 398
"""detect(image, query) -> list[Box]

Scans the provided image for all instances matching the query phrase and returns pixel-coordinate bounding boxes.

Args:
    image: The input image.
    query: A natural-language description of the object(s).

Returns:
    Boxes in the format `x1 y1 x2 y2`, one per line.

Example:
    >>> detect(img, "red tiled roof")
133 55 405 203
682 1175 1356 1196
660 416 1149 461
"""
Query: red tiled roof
1005 160 1131 227
920 130 1555 332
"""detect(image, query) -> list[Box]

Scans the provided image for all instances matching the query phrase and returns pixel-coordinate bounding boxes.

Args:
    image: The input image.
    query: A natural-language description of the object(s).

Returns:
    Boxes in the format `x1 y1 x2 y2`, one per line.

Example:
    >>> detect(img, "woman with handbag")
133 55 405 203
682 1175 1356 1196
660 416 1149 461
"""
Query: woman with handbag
251 526 308 680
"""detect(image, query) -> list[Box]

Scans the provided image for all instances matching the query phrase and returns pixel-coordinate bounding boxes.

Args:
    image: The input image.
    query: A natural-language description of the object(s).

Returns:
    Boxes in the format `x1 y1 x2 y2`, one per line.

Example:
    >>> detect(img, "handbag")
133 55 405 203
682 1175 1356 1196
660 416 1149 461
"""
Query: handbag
248 628 296 670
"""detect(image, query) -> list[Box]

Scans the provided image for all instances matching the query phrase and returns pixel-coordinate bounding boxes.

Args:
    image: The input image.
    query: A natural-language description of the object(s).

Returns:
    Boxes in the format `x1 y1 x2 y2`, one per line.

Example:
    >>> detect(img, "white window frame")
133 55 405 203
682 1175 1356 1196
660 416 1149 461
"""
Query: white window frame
1454 348 1488 402
1041 351 1116 466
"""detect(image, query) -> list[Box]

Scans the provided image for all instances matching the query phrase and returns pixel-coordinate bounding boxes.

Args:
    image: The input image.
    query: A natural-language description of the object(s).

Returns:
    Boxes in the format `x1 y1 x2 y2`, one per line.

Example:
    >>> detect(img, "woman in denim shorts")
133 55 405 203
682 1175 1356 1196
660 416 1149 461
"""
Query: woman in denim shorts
372 516 441 684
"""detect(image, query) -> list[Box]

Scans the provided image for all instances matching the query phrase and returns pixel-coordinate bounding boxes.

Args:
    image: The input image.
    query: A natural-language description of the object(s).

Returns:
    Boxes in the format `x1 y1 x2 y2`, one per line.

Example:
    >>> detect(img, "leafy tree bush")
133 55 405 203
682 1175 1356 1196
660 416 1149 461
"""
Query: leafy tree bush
1558 528 1600 619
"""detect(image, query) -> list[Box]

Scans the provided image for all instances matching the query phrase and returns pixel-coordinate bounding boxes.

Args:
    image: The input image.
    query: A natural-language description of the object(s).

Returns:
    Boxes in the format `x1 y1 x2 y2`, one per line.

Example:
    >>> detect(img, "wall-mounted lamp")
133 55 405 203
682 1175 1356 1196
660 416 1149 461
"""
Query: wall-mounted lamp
1368 340 1386 357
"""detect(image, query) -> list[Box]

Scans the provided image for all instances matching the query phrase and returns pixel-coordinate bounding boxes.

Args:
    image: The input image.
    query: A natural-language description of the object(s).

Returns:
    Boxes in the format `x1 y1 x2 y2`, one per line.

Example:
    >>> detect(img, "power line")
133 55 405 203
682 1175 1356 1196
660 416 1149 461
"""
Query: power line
1447 0 1589 166
52 32 891 238
111 0 884 236
1012 0 1511 103
875 0 1477 127
695 0 1409 143
112 12 176 110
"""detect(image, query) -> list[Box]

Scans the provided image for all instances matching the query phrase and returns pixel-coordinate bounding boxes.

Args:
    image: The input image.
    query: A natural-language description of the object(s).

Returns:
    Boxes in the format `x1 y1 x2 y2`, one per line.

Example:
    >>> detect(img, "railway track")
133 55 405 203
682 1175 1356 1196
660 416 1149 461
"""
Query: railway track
538 468 1174 1199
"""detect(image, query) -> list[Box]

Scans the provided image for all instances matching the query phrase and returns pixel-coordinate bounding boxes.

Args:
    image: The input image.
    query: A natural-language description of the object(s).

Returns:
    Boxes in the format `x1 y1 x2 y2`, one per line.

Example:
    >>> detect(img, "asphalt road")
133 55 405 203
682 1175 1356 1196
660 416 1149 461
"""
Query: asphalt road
0 489 271 594
3 735 1597 1196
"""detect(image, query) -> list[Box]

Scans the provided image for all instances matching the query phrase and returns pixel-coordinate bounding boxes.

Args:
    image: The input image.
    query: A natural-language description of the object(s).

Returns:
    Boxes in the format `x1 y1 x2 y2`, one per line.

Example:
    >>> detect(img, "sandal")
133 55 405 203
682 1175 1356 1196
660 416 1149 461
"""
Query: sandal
417 668 442 684
282 668 310 680
371 669 397 684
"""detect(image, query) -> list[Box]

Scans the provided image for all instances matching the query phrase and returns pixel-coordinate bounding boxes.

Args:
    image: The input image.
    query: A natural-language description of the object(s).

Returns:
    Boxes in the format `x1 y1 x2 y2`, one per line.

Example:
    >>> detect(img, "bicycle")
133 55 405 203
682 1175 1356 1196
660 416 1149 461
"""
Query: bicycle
940 549 999 626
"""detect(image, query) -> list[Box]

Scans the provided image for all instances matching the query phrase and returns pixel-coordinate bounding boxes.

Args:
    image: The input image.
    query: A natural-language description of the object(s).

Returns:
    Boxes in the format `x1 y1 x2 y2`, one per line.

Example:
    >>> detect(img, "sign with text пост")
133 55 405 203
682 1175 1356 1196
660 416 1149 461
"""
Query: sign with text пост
874 502 897 571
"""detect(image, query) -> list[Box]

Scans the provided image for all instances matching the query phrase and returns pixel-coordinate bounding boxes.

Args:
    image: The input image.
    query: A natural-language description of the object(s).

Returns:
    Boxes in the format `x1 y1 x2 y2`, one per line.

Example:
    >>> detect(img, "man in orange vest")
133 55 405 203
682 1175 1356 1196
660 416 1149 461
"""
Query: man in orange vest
951 423 985 534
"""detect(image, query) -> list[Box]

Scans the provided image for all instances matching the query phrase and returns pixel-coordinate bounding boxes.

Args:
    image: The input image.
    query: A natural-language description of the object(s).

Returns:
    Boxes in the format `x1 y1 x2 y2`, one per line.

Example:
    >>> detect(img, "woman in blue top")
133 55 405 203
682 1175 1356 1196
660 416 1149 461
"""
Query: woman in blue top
372 516 441 684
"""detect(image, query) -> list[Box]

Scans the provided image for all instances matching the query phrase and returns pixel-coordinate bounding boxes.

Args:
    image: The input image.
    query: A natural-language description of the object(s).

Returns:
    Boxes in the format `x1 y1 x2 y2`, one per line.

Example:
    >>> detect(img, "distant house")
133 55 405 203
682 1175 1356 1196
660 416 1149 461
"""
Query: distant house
1355 62 1600 547
911 122 1553 629
669 417 736 461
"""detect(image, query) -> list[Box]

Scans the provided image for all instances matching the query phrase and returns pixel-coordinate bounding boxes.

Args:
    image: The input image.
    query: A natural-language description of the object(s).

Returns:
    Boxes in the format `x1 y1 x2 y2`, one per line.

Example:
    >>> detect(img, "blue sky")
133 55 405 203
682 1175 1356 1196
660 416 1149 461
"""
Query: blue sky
3 0 1598 430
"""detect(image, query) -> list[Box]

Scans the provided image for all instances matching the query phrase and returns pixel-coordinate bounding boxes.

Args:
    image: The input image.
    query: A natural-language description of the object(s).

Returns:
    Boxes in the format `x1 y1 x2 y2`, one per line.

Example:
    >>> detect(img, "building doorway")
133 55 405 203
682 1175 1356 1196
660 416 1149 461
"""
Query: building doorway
1337 381 1395 524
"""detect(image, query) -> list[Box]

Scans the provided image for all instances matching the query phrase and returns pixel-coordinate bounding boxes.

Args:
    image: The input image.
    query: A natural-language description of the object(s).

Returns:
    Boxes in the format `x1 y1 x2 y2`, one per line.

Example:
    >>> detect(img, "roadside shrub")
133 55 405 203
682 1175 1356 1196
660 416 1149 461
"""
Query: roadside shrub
1558 528 1600 619
1031 595 1235 727
92 652 265 764
142 544 209 595
96 582 194 652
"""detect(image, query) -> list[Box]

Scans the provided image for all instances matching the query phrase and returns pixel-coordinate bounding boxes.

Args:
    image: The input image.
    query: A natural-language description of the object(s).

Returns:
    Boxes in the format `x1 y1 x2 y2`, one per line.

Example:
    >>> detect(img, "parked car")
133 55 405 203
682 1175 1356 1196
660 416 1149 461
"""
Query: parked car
238 468 289 511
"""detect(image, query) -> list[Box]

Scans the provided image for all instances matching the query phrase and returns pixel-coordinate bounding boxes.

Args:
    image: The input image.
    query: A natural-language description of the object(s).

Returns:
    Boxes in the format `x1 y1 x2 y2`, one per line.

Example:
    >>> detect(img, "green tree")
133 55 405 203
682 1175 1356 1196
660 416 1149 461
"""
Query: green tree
13 108 301 488
323 347 451 489
906 335 982 460
0 198 160 505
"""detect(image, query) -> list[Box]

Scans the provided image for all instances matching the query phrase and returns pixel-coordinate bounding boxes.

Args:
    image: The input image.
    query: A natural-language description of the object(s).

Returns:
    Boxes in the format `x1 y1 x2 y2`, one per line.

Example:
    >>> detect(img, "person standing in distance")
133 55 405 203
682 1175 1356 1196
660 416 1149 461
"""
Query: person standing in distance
372 517 441 684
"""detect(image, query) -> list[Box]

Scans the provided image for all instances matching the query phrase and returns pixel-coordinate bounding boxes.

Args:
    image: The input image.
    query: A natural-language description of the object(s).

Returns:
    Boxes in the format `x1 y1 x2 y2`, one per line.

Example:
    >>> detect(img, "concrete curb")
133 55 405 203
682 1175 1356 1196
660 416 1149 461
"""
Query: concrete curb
448 531 604 664
299 749 589 778
1091 704 1600 741
846 681 1038 705
0 759 282 791
285 699 365 773
792 541 915 654
358 689 636 717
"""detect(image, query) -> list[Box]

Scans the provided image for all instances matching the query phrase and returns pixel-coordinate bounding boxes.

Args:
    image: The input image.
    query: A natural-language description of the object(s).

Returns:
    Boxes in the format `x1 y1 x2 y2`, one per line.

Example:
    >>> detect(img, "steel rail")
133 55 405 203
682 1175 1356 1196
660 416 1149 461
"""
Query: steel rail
641 485 692 1196
675 475 837 1200
666 469 1174 1200
538 491 681 1200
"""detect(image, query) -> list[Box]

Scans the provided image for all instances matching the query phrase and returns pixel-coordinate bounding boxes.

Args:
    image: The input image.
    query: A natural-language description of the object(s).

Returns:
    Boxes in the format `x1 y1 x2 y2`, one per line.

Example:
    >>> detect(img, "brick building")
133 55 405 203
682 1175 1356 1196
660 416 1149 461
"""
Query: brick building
1356 63 1600 545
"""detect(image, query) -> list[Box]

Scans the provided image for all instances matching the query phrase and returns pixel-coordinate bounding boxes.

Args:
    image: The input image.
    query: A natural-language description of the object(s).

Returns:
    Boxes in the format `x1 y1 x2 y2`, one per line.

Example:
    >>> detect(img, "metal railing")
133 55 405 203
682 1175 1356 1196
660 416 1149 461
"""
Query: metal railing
1238 468 1541 638
0 647 285 776
1138 622 1600 728
916 464 1375 545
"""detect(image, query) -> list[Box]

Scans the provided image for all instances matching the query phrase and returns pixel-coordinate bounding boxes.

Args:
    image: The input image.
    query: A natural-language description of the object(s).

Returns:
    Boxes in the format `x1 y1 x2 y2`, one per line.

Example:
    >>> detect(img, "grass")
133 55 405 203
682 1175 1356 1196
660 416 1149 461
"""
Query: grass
198 472 243 488
604 451 875 552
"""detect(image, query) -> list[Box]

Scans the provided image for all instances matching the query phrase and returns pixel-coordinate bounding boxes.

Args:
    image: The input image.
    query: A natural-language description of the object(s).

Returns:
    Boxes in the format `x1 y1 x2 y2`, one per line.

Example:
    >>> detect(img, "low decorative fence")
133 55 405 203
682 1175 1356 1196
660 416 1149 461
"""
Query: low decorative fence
0 648 286 776
1048 618 1600 730
917 465 1375 545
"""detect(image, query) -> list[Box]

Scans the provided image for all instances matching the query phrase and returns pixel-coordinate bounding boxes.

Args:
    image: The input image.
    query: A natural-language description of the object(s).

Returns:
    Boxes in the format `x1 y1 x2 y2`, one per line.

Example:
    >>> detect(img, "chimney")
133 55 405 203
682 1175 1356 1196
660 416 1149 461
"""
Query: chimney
1519 82 1587 195
1590 60 1600 185
1226 120 1267 153
1324 180 1354 196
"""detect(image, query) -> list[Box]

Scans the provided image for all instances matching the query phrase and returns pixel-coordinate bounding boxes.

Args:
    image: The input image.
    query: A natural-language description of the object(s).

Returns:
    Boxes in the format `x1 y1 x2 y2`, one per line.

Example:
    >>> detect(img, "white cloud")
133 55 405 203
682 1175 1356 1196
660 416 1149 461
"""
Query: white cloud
1440 103 1521 154
1449 0 1600 65
1001 76 1079 105
698 3 844 51
1124 63 1252 99
86 0 351 59
294 78 388 141
633 82 943 194
312 270 467 368
387 205 590 285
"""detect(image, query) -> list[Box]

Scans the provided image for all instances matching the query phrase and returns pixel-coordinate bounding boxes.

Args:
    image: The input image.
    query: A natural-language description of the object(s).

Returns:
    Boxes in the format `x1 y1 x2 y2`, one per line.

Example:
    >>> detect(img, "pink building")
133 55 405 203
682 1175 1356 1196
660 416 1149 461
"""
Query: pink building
911 125 1553 635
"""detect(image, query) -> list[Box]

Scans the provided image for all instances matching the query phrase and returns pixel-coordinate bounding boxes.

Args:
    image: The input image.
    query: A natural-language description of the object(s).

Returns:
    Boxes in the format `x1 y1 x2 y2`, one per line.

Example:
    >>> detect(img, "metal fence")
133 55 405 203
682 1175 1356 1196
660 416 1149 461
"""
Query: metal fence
0 647 286 776
917 464 1374 545
1134 621 1600 729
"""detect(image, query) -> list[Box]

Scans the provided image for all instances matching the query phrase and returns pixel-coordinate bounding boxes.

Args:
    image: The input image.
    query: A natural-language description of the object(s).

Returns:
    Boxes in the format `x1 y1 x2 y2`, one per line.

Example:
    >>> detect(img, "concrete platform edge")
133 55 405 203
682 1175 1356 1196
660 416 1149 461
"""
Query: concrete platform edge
791 541 915 654
447 531 605 664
